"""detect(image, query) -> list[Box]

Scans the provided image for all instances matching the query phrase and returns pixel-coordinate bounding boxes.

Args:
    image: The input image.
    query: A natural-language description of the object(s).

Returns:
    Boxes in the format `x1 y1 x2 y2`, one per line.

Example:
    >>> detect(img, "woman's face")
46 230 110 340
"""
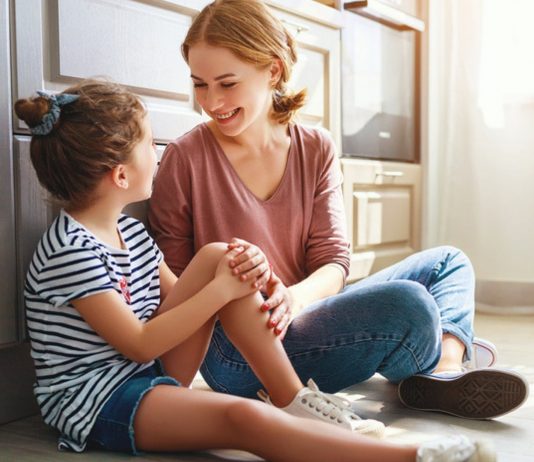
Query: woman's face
187 42 277 137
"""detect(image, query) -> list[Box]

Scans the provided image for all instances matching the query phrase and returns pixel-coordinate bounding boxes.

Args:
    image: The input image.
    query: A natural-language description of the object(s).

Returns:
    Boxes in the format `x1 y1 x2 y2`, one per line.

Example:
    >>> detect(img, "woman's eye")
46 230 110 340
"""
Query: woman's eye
221 82 237 88
193 83 207 88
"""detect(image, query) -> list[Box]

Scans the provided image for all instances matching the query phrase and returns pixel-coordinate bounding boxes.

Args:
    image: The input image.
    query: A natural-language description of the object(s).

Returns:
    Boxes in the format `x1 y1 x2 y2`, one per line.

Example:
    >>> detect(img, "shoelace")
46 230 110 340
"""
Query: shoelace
257 380 362 423
305 379 362 421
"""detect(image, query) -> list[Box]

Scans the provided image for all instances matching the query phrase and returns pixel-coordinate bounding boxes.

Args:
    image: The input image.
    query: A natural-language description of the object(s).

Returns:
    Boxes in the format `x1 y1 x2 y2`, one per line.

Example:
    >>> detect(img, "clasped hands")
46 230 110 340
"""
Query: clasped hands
224 237 295 338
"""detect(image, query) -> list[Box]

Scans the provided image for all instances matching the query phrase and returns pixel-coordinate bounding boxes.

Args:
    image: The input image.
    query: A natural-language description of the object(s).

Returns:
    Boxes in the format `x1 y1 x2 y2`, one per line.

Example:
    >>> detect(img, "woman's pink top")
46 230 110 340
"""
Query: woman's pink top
148 123 350 286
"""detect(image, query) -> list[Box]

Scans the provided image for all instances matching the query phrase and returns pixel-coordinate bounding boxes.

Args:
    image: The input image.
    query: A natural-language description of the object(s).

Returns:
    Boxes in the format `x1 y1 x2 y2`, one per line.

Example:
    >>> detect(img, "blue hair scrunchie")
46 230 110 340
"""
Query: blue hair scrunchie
30 91 80 136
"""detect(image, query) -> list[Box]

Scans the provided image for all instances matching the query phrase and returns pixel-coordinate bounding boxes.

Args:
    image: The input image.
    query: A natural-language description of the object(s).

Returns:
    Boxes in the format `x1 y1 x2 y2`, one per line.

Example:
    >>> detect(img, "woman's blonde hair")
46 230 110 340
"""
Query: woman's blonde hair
182 0 307 125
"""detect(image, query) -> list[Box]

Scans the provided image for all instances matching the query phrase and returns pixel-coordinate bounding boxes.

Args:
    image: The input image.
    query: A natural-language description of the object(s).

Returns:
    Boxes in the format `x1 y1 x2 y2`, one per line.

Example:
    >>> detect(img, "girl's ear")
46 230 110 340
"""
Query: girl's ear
269 58 283 87
111 164 129 189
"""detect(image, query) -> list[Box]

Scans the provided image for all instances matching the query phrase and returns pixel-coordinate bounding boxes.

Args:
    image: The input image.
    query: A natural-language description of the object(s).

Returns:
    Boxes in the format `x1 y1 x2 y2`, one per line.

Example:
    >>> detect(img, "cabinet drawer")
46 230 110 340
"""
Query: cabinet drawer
353 187 411 247
341 158 421 280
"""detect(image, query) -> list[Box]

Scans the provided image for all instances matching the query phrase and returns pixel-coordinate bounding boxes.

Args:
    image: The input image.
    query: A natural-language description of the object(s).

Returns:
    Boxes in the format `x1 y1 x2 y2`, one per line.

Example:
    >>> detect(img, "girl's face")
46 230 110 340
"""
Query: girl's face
187 42 278 136
127 115 158 201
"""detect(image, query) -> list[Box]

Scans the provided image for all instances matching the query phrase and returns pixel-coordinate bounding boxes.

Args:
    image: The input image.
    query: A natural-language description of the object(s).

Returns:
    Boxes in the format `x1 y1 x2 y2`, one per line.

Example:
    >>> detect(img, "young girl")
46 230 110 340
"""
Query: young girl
17 80 493 461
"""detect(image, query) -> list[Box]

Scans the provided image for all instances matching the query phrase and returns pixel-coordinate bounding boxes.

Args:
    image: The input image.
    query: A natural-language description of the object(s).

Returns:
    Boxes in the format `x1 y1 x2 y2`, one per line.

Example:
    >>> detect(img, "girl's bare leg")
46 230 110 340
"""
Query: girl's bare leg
158 242 303 405
134 386 416 462
218 294 303 406
156 244 228 385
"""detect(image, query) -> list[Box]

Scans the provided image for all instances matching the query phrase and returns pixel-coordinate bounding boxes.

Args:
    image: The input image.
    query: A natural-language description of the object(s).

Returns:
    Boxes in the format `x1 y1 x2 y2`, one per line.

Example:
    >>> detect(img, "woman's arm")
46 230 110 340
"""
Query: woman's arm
288 263 345 312
148 143 194 277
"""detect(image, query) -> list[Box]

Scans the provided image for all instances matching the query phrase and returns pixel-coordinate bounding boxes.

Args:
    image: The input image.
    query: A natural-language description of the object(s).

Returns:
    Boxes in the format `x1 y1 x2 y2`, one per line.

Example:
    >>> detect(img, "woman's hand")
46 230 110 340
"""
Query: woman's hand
226 238 271 290
215 246 259 301
261 272 302 339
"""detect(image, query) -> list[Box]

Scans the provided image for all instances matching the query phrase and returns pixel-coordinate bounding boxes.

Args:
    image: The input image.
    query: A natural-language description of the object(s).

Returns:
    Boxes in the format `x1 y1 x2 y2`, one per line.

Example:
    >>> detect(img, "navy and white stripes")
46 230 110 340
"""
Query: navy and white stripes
25 209 162 451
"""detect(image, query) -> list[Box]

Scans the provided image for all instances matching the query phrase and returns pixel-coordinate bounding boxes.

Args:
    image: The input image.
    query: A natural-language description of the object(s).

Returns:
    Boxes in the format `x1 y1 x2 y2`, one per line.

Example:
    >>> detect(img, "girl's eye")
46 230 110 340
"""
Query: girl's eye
193 83 207 88
221 82 237 88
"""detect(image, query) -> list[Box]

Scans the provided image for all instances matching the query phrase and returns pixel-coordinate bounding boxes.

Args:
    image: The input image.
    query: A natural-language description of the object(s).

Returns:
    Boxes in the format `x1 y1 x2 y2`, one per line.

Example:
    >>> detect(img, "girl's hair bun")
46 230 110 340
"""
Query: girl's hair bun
14 97 50 128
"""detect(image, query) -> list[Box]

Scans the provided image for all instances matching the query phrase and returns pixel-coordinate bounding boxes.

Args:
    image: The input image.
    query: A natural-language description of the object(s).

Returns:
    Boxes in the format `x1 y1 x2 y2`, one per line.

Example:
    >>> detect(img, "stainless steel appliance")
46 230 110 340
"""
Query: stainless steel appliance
341 1 424 162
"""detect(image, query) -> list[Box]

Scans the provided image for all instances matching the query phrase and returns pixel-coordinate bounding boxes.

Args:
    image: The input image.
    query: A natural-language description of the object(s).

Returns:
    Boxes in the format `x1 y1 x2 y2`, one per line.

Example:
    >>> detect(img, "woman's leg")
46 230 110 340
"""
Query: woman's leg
200 246 473 395
201 279 442 396
352 246 475 370
134 385 415 462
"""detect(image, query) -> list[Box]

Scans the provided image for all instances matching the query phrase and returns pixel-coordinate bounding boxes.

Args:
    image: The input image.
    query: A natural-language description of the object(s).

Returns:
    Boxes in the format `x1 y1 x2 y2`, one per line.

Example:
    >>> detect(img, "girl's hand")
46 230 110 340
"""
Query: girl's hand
227 238 271 290
261 272 301 339
215 246 259 300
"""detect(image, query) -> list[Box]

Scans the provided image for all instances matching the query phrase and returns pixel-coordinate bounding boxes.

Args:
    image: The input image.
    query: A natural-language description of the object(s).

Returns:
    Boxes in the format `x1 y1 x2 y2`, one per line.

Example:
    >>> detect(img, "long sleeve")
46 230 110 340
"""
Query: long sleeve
148 143 194 277
304 131 350 279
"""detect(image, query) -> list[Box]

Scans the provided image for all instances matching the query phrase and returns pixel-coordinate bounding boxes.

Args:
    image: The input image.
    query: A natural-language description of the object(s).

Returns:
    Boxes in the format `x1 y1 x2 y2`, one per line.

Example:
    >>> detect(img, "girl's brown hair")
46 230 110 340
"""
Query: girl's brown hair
14 80 146 210
182 0 307 125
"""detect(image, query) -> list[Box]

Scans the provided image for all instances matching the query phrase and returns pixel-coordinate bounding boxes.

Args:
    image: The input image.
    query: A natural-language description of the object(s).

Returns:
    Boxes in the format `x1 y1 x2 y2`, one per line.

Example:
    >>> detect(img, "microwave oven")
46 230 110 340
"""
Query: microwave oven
341 5 420 162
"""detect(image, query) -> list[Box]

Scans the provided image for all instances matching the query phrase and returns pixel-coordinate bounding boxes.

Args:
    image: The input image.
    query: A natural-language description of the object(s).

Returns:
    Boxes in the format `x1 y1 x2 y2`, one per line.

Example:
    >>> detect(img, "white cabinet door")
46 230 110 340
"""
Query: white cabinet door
0 0 17 346
342 158 421 281
269 3 342 148
12 0 212 142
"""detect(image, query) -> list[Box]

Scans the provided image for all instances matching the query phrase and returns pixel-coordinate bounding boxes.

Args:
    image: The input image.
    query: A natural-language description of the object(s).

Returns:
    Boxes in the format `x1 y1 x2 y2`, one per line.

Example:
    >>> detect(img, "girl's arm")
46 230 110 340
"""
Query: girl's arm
72 254 250 364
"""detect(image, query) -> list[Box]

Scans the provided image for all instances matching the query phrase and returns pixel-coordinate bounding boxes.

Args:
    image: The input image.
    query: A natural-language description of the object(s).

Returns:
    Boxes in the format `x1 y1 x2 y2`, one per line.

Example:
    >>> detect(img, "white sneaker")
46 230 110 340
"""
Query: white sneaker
463 337 498 370
258 379 385 438
417 434 496 462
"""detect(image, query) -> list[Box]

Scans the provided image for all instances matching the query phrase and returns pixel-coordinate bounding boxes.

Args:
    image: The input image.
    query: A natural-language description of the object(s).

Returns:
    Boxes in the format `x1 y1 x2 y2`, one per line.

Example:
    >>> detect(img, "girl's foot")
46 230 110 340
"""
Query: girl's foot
258 379 385 438
417 434 496 461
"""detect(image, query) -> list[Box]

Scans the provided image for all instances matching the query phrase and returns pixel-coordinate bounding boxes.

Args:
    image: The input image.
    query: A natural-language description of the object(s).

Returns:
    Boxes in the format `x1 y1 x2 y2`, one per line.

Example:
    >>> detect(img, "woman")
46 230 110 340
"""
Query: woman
149 0 528 421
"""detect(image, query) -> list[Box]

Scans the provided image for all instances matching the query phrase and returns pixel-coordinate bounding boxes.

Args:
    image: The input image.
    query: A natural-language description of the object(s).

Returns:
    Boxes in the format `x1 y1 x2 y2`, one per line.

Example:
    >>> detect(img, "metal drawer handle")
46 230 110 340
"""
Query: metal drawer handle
280 18 310 34
376 171 404 178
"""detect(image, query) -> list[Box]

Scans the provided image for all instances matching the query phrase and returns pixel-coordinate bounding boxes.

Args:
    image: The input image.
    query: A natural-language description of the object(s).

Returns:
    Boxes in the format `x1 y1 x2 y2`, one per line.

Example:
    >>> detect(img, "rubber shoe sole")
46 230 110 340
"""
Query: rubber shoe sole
398 368 529 419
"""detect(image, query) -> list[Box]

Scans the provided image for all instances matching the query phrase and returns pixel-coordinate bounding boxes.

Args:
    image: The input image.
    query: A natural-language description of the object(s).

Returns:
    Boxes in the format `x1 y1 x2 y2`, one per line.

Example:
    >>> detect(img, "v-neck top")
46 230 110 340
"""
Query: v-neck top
149 123 350 286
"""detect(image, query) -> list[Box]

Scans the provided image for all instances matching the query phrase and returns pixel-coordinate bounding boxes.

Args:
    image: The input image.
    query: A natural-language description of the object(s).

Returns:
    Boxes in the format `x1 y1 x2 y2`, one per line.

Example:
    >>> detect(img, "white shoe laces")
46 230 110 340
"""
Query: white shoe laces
258 379 361 423
303 379 361 422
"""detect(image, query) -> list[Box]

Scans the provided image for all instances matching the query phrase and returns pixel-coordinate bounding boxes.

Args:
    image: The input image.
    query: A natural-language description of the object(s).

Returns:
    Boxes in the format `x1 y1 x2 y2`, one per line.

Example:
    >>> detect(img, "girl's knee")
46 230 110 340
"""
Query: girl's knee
194 242 228 270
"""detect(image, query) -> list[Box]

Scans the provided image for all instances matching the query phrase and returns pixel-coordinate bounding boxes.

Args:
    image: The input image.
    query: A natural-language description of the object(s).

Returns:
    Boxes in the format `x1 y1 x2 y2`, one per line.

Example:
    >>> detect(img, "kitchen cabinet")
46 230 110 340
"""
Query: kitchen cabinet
2 0 342 422
268 1 342 146
341 158 421 281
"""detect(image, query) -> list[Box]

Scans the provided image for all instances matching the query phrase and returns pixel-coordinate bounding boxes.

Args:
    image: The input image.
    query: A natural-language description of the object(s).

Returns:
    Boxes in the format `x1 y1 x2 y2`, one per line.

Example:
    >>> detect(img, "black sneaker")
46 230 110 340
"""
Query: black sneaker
398 368 529 419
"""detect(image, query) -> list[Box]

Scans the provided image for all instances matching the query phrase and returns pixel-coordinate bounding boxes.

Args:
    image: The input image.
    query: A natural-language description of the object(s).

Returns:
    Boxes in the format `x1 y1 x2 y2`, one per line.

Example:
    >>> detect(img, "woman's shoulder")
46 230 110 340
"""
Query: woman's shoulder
159 123 212 168
291 124 337 161
166 123 210 154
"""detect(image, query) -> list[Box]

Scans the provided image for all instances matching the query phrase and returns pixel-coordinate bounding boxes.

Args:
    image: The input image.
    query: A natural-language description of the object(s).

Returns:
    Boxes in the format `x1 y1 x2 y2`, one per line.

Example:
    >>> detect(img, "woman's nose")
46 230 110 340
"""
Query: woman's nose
205 88 224 112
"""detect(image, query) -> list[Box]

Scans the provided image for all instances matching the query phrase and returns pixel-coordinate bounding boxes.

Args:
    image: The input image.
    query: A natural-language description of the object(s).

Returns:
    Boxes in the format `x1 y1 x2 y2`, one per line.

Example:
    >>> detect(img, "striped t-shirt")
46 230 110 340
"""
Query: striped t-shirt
25 209 163 452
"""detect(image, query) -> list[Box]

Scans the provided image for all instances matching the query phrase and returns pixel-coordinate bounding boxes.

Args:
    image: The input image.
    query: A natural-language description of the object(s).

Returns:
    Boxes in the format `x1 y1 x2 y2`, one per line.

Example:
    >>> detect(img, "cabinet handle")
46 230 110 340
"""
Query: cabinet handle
376 171 404 178
280 18 310 34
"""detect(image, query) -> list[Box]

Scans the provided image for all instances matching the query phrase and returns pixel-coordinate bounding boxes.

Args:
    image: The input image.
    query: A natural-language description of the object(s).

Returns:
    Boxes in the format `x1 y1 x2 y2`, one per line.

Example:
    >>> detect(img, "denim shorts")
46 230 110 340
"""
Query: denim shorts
88 363 181 455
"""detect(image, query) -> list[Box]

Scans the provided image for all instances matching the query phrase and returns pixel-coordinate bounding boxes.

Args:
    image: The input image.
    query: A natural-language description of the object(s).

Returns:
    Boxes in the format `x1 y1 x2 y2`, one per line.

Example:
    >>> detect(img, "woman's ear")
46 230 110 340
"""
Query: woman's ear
111 164 129 189
269 58 283 87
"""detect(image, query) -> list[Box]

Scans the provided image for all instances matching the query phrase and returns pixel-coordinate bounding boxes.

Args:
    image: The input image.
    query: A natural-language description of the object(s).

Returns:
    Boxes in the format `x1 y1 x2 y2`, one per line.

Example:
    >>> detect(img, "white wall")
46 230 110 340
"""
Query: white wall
423 0 534 309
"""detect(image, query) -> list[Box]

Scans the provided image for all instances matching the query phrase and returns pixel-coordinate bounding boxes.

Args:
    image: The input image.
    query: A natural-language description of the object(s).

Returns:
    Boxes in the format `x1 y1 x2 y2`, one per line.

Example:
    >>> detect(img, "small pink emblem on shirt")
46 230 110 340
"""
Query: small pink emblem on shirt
119 277 131 304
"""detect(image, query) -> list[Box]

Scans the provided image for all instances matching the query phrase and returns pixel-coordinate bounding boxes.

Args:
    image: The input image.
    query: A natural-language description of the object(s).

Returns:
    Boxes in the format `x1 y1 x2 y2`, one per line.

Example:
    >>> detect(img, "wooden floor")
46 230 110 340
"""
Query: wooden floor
1 312 533 461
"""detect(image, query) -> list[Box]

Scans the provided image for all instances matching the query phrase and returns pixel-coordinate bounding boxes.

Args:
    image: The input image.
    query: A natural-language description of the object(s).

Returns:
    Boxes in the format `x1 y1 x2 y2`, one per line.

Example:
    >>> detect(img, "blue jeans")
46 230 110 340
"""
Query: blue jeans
200 246 475 397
